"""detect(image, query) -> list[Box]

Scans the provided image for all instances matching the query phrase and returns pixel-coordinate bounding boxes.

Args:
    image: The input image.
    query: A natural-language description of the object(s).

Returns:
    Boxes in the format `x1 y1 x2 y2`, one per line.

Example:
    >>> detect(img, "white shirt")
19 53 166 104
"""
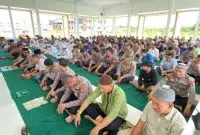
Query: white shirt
148 48 159 58
141 102 186 135
35 58 46 71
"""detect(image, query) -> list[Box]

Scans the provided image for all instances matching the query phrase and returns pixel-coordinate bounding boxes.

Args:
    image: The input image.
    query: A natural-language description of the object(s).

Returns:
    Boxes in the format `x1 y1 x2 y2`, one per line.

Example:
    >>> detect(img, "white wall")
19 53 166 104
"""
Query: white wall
0 0 102 16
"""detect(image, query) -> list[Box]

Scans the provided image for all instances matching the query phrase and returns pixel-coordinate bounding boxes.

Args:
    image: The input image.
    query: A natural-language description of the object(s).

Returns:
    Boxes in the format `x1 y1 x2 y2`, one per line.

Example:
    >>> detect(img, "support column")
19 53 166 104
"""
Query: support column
36 9 42 36
142 16 145 38
137 16 145 38
63 15 69 38
193 10 200 39
112 16 116 35
136 16 141 37
30 11 35 37
8 7 16 39
74 1 79 38
127 14 131 37
172 12 178 37
165 0 175 37
91 17 94 36
100 16 104 35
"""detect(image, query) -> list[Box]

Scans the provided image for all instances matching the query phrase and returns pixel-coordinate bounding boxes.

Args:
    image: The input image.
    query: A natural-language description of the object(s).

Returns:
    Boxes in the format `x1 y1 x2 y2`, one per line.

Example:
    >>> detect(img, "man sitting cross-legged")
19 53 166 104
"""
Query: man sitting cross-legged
11 47 30 68
40 59 60 91
87 46 103 72
156 52 177 76
114 50 135 84
47 58 75 103
131 86 186 135
20 54 46 80
131 61 158 93
49 75 93 123
74 75 128 135
94 47 119 78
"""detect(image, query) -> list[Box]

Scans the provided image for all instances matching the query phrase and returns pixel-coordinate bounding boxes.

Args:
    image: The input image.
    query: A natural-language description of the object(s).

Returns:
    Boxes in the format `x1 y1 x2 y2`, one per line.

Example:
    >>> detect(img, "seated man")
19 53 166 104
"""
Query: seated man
20 55 46 80
165 63 196 116
33 49 47 59
40 59 59 91
49 75 93 123
19 49 32 69
87 47 103 72
137 49 155 69
115 51 135 84
179 47 194 64
131 86 186 135
131 61 158 93
76 48 91 68
70 45 80 64
74 75 128 135
23 49 47 73
11 48 30 68
95 47 118 78
194 44 200 57
187 55 200 85
148 43 159 61
156 53 177 76
48 58 75 102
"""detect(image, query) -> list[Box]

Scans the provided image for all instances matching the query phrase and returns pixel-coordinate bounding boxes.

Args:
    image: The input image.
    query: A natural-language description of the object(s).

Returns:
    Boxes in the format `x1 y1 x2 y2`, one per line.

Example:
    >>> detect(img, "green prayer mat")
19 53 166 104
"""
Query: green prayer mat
1 49 200 135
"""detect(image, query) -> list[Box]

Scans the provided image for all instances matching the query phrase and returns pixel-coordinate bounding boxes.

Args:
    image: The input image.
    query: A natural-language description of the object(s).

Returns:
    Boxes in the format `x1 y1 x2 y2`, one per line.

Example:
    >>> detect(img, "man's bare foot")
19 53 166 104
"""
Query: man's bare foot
42 86 49 91
103 131 109 135
65 115 75 123
50 97 58 103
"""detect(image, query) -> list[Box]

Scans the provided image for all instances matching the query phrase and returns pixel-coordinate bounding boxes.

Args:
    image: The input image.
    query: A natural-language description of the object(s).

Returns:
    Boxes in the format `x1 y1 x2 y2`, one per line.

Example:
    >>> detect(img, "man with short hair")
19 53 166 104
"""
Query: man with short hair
87 47 103 72
76 48 91 68
48 58 75 102
137 49 155 69
11 48 30 68
131 61 158 93
50 75 93 123
74 75 128 135
166 63 196 116
95 47 118 78
40 59 59 91
20 55 46 80
156 52 177 76
179 47 194 64
148 44 159 61
131 86 186 135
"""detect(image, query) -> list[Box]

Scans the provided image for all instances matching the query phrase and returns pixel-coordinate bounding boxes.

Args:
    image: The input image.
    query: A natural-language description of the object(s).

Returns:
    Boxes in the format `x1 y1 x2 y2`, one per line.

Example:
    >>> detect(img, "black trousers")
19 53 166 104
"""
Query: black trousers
98 66 117 78
86 103 124 134
63 94 80 114
76 61 89 68
113 75 134 84
174 95 195 113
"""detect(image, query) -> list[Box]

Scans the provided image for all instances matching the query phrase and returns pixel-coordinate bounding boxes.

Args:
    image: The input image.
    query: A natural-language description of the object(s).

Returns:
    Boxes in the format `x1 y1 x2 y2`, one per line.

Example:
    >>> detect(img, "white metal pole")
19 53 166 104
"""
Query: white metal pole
74 1 79 38
136 16 141 37
172 12 178 38
165 0 175 37
142 16 145 38
127 14 131 37
193 10 200 39
8 7 16 39
112 16 116 36
30 11 35 37
36 9 42 36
